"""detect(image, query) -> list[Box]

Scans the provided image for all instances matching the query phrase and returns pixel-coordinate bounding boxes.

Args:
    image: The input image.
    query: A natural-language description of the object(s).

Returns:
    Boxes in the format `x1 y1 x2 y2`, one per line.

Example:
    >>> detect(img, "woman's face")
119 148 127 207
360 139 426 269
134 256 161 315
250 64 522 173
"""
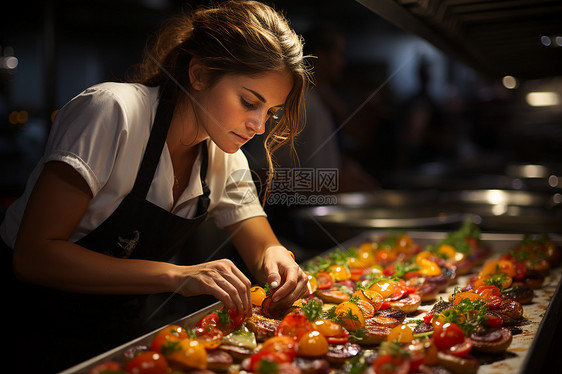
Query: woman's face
192 69 294 154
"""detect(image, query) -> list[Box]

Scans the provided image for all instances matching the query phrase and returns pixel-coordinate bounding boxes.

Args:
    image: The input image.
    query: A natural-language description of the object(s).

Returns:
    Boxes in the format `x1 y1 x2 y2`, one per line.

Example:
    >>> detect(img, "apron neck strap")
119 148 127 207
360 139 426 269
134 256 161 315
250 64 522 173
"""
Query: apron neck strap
132 87 210 201
131 88 175 198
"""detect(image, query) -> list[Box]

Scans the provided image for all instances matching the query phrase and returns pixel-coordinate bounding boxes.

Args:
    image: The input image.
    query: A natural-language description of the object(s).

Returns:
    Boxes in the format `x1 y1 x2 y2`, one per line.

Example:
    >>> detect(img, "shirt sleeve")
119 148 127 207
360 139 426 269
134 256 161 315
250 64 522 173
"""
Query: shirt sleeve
43 86 133 197
208 145 267 229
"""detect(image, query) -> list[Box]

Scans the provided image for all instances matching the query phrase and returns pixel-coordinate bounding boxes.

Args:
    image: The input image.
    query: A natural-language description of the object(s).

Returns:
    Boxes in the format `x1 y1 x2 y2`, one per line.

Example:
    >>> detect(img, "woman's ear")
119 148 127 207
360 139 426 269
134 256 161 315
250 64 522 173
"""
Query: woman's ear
189 57 208 91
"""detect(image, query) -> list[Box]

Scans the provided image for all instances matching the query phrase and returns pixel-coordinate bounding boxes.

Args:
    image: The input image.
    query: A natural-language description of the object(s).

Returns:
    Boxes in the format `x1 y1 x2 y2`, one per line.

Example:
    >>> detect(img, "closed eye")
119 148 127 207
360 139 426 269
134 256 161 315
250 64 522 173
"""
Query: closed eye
240 97 257 110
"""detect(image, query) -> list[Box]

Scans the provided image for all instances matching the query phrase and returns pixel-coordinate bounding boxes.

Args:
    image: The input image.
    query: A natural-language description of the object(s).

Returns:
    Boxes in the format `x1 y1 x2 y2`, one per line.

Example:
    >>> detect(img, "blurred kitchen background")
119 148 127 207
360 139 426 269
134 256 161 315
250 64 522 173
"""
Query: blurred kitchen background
1 0 562 254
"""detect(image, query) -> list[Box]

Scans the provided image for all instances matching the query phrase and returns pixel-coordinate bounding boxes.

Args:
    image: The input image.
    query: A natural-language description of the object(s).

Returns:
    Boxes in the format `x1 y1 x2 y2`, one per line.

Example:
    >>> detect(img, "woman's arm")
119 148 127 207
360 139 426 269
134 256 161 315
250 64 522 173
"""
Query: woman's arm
13 161 181 294
225 216 309 310
13 161 251 313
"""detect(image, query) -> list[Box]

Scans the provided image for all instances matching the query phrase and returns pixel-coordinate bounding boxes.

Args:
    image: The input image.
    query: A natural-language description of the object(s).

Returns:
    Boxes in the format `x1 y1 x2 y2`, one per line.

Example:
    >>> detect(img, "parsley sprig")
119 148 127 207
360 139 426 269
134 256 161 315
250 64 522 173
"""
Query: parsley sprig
436 297 488 336
301 299 323 322
432 220 481 254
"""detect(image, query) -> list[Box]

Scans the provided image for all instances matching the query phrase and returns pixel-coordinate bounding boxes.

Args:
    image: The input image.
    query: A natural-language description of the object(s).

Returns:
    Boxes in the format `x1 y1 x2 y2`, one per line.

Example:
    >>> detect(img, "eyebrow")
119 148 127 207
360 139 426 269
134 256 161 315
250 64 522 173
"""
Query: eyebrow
242 87 266 103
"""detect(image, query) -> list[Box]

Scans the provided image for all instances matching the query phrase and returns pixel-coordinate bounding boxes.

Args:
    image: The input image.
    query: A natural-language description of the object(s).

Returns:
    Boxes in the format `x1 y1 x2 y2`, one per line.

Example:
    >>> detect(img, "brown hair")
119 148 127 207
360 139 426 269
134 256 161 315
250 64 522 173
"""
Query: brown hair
127 0 311 202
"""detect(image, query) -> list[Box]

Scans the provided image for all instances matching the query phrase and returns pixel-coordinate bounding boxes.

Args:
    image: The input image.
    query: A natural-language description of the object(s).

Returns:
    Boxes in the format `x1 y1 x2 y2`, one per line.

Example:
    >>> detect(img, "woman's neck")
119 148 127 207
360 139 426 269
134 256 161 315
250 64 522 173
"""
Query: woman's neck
167 99 208 156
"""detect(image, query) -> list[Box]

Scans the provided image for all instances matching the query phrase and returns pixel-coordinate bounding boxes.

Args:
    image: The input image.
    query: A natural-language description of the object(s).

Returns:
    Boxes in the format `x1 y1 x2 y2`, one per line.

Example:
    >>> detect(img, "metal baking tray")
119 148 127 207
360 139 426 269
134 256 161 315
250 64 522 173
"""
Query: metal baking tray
438 189 562 233
60 231 562 374
334 189 440 207
293 206 465 229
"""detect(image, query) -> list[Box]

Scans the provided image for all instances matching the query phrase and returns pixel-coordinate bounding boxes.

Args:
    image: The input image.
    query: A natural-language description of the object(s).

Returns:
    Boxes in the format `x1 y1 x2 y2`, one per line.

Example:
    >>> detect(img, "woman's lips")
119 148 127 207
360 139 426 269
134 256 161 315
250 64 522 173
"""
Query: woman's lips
233 132 250 142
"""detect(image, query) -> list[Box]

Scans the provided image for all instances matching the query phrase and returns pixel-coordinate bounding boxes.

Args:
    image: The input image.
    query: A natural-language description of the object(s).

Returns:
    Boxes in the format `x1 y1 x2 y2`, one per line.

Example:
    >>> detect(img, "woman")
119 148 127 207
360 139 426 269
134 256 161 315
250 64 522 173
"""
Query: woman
2 1 310 371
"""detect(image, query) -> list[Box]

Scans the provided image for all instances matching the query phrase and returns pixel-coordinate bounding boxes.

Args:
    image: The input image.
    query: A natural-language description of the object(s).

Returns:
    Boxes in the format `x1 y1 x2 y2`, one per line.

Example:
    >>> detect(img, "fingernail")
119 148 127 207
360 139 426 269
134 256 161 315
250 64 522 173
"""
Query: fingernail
270 281 279 288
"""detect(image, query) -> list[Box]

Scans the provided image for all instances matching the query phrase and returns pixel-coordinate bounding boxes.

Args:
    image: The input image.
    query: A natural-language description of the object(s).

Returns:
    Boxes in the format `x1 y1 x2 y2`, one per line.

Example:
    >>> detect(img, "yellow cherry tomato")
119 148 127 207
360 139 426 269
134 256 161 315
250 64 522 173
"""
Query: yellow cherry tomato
327 264 351 281
432 314 446 333
313 318 345 338
397 234 413 248
387 324 414 343
452 291 482 306
251 286 267 306
347 256 364 269
369 280 396 299
480 259 516 278
419 261 442 276
335 301 365 331
154 324 189 341
297 330 329 357
166 339 207 370
358 247 376 267
306 274 318 295
438 244 457 259
473 274 512 289
352 289 384 311
359 241 377 253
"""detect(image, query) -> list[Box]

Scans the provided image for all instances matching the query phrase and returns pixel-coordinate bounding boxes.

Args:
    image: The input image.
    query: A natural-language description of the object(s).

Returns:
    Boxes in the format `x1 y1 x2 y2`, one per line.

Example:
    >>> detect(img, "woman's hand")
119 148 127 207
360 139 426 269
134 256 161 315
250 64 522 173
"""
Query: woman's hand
175 259 252 316
225 216 309 310
262 245 309 310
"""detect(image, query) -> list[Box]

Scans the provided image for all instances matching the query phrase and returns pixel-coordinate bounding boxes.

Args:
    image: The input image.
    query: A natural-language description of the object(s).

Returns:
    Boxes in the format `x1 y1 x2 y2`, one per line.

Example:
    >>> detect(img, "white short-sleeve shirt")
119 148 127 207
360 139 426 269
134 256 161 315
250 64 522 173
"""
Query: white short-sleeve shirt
0 82 266 248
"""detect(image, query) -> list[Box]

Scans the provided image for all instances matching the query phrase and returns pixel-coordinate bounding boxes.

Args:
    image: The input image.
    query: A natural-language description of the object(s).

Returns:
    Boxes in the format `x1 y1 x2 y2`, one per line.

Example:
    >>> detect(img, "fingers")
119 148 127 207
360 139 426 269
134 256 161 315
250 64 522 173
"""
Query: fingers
268 262 309 310
178 259 251 314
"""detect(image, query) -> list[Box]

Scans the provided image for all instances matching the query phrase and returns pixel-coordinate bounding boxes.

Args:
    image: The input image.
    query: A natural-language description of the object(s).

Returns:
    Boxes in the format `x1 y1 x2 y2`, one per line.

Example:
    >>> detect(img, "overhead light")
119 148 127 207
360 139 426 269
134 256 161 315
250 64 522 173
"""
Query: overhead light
502 75 518 89
556 36 562 47
541 35 552 46
526 91 560 107
0 56 18 70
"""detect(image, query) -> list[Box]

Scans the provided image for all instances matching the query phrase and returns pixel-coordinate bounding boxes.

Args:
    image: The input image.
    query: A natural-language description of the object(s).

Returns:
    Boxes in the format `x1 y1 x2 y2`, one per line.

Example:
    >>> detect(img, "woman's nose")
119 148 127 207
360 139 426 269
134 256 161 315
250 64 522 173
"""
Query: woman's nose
246 112 267 135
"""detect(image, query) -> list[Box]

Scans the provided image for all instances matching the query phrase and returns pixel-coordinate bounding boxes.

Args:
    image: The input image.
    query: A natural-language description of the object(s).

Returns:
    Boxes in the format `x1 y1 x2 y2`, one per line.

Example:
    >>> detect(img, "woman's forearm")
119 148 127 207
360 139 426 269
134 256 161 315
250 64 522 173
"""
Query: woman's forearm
225 216 282 283
13 239 180 295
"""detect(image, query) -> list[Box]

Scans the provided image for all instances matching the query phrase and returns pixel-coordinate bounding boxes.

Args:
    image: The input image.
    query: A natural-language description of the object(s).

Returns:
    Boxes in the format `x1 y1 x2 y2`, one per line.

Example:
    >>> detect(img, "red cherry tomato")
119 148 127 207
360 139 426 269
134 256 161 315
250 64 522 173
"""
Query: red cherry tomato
513 262 527 280
379 300 392 310
350 268 365 281
434 323 465 350
150 333 180 353
389 286 407 301
216 307 244 334
276 312 313 341
475 285 502 309
194 326 224 349
403 271 421 280
373 354 410 374
486 314 504 328
248 351 294 372
383 265 396 276
226 308 244 328
125 351 168 374
261 335 297 356
316 272 334 290
423 313 434 324
442 338 473 357
196 313 219 330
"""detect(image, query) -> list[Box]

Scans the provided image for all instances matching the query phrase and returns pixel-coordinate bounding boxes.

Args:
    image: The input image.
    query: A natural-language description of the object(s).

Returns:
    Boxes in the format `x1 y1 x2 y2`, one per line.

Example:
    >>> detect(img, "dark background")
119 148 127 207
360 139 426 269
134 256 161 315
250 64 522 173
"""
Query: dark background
2 0 561 205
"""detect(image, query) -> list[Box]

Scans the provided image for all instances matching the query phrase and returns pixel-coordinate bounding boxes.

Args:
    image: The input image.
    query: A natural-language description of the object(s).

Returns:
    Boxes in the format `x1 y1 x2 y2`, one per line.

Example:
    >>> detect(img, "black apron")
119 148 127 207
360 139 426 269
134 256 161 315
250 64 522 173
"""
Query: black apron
7 88 212 373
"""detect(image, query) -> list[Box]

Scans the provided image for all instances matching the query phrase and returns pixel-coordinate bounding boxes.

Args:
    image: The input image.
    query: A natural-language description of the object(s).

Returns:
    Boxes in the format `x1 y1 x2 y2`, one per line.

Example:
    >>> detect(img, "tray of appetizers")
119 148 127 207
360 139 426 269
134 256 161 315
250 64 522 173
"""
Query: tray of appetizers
60 222 562 374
